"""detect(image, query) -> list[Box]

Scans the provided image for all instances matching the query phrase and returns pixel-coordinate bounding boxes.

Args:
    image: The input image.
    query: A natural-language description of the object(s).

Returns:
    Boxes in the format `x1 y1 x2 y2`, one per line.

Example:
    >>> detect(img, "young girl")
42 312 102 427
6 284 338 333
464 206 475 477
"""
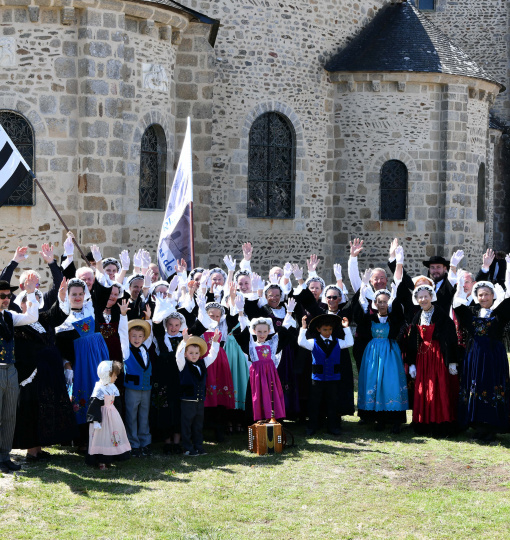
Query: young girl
233 297 297 421
86 361 131 470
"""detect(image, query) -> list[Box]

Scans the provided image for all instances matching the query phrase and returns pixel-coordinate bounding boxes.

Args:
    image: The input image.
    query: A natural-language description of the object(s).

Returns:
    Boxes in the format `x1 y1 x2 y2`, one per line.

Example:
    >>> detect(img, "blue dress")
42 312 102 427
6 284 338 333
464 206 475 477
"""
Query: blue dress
71 316 110 424
358 322 408 413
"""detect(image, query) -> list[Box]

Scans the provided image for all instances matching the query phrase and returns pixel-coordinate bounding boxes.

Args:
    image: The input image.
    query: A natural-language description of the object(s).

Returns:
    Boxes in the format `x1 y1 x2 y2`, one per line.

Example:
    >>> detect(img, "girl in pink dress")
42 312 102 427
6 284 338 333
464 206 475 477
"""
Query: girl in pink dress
86 361 131 470
232 298 297 421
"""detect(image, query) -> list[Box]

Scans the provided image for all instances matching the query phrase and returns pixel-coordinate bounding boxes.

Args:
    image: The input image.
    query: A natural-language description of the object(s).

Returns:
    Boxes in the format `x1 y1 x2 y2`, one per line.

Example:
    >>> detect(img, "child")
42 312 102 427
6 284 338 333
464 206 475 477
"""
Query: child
298 314 353 436
119 306 153 457
176 328 220 456
232 297 297 422
86 361 131 470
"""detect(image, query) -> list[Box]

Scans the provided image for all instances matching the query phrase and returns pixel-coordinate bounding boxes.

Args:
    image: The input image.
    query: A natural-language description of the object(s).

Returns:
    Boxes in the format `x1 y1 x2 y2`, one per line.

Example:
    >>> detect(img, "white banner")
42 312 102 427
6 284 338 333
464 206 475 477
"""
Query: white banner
157 117 193 279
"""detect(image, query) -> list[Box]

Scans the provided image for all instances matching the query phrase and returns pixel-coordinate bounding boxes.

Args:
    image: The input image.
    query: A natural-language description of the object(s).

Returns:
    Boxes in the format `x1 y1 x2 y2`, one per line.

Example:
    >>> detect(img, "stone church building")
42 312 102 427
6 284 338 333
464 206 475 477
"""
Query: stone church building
0 0 508 283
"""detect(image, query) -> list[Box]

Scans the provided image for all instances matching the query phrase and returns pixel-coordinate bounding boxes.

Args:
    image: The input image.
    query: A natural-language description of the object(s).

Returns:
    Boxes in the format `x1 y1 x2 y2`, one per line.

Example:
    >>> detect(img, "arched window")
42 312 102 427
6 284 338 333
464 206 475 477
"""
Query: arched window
380 160 408 220
247 112 295 218
477 163 486 222
0 110 34 206
139 124 167 210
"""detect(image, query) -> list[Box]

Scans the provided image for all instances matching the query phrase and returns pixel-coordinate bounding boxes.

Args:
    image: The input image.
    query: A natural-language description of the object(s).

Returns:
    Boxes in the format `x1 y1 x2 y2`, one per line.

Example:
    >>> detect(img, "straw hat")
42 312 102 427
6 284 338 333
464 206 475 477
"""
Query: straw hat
128 319 151 340
185 336 208 357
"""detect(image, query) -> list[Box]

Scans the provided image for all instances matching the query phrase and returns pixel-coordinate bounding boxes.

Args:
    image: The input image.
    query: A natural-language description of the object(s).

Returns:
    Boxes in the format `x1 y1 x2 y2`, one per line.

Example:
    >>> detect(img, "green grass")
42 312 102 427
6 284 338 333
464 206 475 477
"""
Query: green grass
1 418 510 540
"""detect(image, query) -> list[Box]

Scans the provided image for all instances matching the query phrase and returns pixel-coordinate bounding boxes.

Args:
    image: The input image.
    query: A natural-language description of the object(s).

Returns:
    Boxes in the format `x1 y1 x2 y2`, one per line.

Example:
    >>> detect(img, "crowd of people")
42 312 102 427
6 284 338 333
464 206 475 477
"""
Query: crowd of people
0 234 509 472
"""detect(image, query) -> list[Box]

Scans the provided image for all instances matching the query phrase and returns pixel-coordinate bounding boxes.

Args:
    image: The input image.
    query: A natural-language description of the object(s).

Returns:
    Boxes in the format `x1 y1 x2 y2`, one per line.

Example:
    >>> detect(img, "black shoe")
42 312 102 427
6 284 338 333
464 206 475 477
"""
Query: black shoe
183 449 198 457
141 446 153 457
131 448 142 458
37 450 51 460
26 453 40 462
328 428 342 436
1 459 21 471
305 428 317 436
196 448 207 456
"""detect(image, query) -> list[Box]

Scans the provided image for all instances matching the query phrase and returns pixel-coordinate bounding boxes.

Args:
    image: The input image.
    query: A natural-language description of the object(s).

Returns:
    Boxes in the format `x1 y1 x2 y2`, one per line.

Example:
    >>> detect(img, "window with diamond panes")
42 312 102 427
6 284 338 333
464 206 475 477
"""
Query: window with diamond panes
477 163 486 222
139 124 167 210
380 160 408 220
0 110 35 206
247 112 295 219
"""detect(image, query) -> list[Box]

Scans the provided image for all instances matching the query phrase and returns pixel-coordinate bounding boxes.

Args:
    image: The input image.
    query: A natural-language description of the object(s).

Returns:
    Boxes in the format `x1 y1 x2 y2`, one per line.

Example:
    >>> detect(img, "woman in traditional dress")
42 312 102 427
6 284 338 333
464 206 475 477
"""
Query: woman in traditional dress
406 285 458 434
453 277 510 442
55 277 110 447
12 280 78 459
354 287 408 433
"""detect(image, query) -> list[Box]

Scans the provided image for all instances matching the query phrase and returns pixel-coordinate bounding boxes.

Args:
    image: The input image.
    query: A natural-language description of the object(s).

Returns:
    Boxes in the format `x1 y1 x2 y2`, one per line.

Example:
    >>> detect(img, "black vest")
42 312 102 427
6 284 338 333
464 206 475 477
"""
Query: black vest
179 358 207 401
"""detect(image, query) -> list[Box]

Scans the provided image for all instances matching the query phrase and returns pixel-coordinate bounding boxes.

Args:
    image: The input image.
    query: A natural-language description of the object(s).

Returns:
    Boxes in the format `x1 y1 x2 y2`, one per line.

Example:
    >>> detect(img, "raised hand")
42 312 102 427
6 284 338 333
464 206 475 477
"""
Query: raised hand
292 264 303 281
251 272 261 290
212 328 221 342
182 328 189 342
283 262 293 279
361 268 373 286
301 315 307 329
142 304 152 321
90 244 102 262
119 298 131 316
141 250 151 269
223 255 236 272
176 258 187 274
389 238 399 260
286 297 296 313
196 291 207 311
333 264 342 280
13 246 28 263
242 242 253 261
143 268 153 288
133 249 142 268
24 271 39 294
306 254 320 273
64 234 75 257
168 275 179 294
395 245 404 265
450 249 464 268
58 277 68 302
341 316 349 328
235 293 245 313
482 248 495 270
40 243 55 264
349 238 364 258
120 250 130 270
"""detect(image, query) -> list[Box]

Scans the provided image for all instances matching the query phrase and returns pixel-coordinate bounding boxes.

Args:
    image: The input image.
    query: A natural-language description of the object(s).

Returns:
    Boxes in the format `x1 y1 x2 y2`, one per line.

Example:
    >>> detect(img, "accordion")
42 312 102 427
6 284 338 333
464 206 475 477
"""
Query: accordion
248 420 284 455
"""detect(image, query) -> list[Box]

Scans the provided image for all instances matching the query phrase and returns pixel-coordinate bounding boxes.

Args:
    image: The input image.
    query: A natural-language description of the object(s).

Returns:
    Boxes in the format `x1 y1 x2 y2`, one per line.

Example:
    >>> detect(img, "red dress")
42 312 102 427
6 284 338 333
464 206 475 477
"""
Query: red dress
413 324 457 424
203 331 235 409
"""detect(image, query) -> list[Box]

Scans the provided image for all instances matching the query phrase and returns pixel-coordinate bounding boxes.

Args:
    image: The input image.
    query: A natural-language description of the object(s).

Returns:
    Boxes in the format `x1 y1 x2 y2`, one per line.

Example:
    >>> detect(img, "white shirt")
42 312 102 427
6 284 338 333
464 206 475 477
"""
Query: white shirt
298 327 353 351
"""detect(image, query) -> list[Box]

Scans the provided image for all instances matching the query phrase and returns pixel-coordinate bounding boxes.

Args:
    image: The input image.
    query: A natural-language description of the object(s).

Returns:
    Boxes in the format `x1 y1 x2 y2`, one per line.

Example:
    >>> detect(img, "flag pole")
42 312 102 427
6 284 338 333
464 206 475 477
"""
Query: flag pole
33 176 92 268
188 117 195 269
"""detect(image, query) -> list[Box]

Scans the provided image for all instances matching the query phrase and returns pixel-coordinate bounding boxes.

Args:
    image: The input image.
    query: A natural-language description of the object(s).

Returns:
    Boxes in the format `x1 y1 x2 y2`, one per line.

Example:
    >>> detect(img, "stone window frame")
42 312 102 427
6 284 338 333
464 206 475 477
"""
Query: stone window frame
133 111 172 212
416 0 436 11
247 111 296 219
380 159 408 221
236 101 307 223
0 109 36 206
477 162 486 222
367 150 419 223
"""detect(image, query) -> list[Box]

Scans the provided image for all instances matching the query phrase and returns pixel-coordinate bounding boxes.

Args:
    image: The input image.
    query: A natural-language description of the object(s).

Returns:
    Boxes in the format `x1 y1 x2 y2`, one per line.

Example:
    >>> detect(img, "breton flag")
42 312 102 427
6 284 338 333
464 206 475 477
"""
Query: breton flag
157 117 194 279
0 125 33 207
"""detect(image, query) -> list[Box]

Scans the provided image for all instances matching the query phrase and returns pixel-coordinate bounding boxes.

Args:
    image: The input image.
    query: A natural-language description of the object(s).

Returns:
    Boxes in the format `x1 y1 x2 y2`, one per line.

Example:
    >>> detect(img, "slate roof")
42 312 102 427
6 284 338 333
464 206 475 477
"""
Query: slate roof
325 1 504 90
489 113 506 131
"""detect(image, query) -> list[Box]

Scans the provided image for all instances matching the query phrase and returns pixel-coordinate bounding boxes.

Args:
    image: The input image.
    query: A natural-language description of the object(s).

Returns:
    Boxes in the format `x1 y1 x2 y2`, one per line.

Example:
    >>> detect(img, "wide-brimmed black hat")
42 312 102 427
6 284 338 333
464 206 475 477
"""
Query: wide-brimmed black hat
308 314 341 334
422 255 449 269
0 280 17 292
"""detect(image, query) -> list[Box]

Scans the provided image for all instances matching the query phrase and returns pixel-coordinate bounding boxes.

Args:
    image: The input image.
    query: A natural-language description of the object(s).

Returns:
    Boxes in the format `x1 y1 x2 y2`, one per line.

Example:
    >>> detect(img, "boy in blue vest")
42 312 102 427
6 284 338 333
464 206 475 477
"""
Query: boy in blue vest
119 309 153 457
176 328 220 457
298 314 353 436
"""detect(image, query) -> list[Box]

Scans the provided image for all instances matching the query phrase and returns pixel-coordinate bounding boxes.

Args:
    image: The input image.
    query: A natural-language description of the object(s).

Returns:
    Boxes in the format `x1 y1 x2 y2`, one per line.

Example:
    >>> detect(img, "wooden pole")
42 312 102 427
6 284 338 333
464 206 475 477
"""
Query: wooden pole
189 200 195 269
34 177 92 267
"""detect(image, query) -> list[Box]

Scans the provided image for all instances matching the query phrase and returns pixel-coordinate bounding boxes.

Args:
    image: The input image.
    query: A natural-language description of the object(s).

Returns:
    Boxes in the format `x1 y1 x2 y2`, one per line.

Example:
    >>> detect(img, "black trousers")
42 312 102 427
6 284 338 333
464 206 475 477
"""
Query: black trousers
308 380 341 431
181 400 205 452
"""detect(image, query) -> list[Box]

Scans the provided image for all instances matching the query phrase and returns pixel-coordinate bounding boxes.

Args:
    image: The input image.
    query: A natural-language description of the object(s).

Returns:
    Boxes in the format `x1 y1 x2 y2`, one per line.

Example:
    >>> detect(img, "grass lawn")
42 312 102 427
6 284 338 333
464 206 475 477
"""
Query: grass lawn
1 414 509 540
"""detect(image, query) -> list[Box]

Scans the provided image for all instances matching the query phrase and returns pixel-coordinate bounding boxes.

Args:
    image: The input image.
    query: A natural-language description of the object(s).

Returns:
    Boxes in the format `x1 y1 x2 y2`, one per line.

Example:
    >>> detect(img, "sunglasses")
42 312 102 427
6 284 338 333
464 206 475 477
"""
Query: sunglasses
326 295 339 300
0 293 12 300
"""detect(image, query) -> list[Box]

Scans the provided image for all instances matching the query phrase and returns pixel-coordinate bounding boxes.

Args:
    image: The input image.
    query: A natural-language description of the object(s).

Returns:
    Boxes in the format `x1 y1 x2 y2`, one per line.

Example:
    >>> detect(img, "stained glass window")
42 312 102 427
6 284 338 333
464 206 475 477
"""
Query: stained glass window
139 124 167 210
248 112 295 219
0 110 34 206
477 163 485 222
380 160 407 220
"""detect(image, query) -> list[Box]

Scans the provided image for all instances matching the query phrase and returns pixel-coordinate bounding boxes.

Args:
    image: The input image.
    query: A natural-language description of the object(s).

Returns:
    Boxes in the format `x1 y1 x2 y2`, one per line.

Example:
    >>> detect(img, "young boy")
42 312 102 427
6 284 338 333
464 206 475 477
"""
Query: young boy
175 328 220 456
298 314 353 436
119 307 153 457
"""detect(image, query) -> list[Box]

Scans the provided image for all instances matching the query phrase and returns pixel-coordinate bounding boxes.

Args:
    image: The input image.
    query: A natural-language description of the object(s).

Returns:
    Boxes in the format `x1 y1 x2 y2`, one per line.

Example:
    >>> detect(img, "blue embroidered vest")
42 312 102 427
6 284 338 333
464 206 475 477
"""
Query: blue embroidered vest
0 311 15 365
179 358 207 401
311 340 341 381
124 345 152 391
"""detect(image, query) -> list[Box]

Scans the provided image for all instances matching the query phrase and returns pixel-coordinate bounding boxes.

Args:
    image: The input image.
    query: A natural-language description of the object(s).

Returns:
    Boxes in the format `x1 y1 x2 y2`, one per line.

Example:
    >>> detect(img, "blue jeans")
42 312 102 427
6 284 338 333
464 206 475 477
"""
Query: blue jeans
124 389 151 449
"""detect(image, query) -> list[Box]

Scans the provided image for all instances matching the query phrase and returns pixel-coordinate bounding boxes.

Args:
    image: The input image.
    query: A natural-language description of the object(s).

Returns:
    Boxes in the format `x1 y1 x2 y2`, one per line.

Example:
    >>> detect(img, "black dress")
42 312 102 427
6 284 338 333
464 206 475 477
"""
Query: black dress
12 301 78 449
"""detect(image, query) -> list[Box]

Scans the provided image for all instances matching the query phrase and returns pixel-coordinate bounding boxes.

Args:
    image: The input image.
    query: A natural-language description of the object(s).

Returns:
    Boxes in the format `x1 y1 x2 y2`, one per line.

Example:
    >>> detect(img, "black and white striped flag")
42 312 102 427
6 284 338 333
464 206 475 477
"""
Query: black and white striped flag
0 124 33 207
